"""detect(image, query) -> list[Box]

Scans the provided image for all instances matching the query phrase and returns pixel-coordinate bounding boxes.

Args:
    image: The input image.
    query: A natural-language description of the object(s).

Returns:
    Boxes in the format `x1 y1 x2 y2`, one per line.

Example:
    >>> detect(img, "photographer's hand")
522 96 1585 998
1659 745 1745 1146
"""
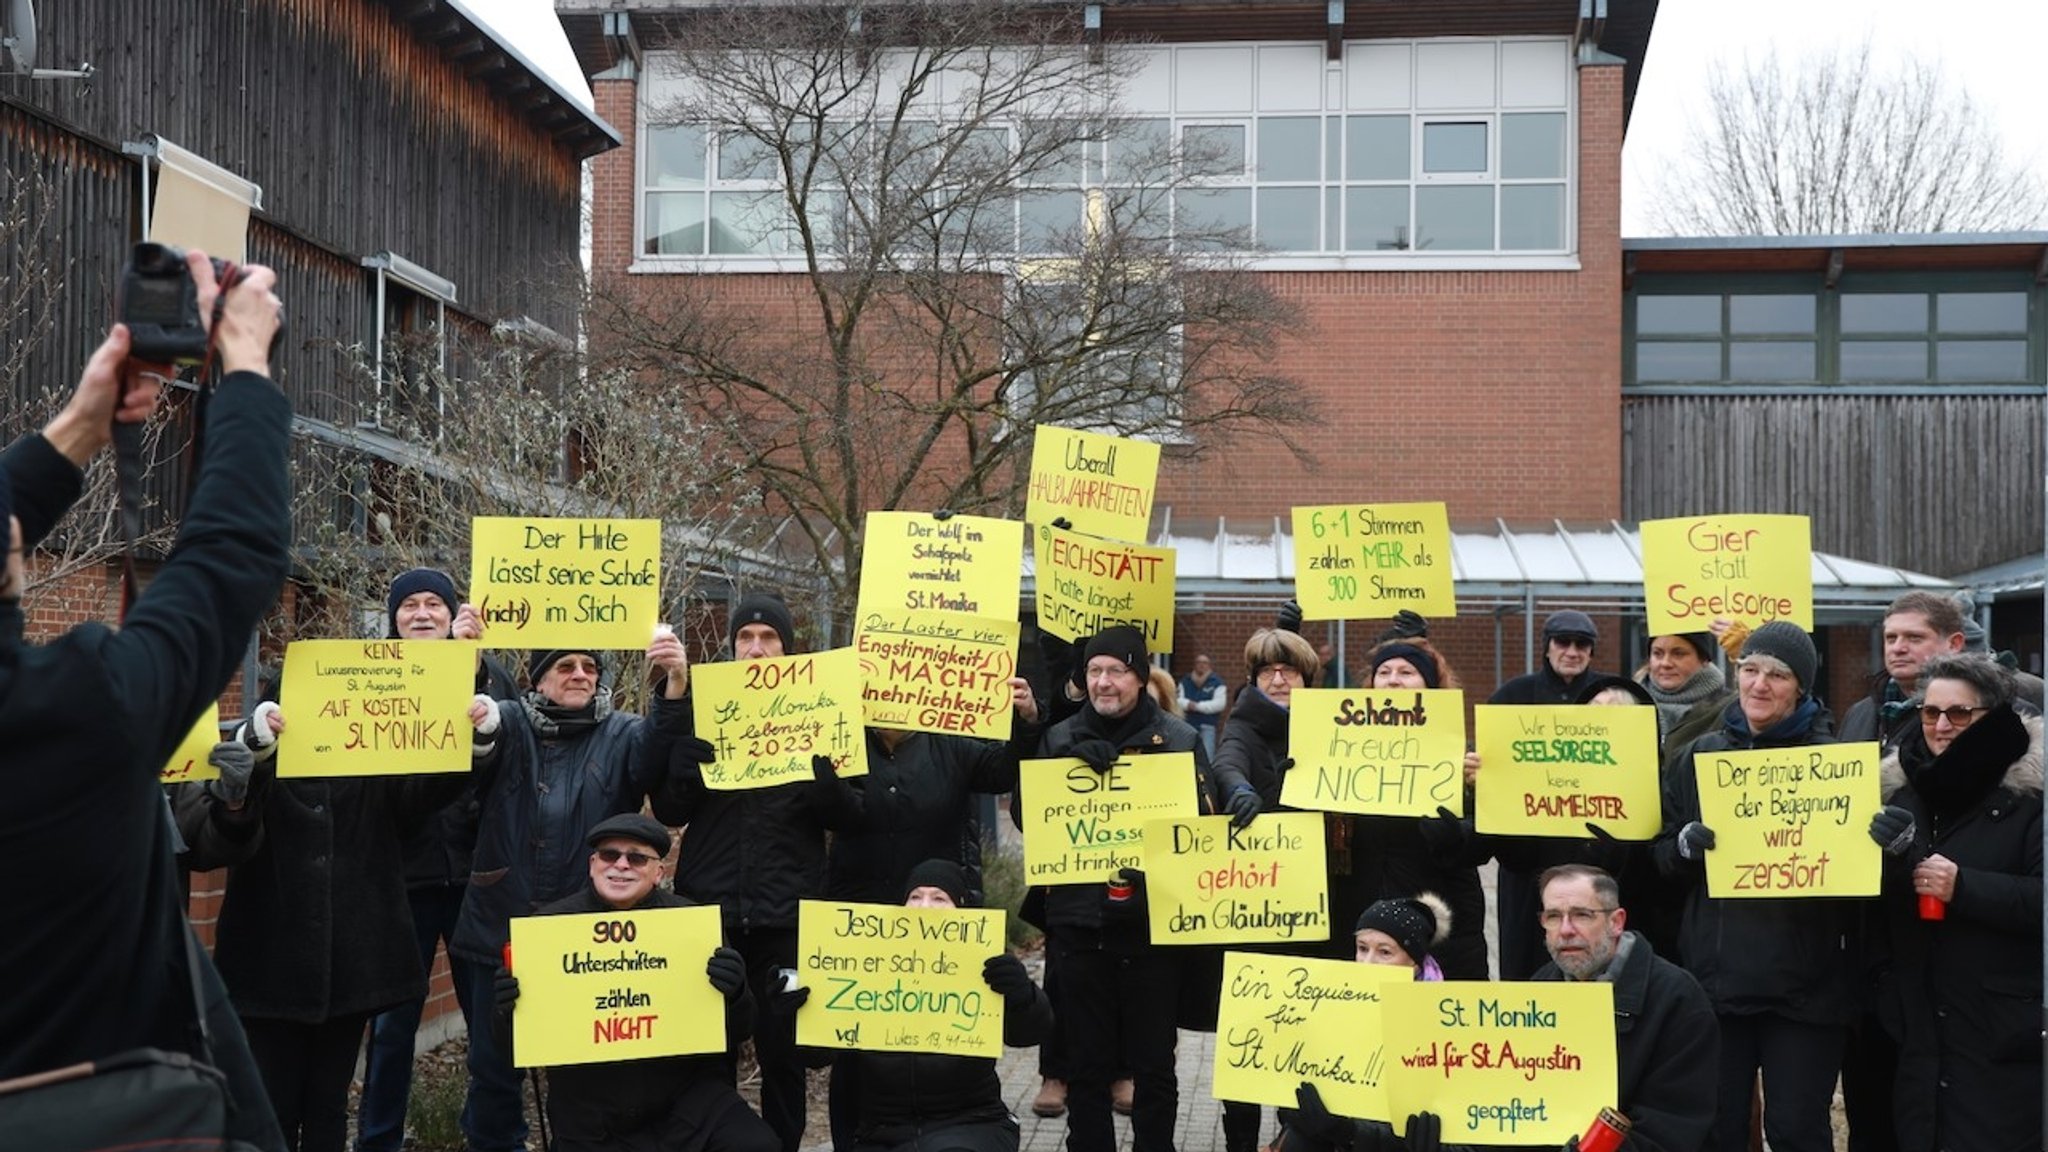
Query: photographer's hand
44 325 161 467
195 253 281 378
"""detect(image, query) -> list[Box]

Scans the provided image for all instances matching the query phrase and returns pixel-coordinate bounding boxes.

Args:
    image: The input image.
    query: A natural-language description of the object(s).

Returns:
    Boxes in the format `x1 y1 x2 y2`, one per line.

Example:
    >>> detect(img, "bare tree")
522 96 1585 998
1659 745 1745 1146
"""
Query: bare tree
590 0 1314 626
1648 41 2048 235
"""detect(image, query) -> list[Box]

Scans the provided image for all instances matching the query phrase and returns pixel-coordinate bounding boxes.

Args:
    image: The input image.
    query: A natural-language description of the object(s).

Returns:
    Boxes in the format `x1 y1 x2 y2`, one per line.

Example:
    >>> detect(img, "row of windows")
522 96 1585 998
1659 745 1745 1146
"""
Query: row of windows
1631 291 2037 386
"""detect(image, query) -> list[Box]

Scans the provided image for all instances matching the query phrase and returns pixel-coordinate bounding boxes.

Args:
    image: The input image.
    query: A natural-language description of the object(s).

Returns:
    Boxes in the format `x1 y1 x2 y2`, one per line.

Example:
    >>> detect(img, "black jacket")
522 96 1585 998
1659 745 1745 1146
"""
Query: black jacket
1484 662 1599 977
0 373 290 1082
1652 697 1856 1024
513 885 754 1152
1489 662 1596 706
844 970 1053 1145
826 725 1031 905
1875 707 2043 1152
399 654 521 889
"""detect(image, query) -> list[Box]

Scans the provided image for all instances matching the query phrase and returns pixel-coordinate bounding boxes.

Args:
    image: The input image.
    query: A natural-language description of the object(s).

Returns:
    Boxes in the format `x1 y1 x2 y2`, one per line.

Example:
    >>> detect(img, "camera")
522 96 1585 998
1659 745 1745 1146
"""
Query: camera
119 242 231 364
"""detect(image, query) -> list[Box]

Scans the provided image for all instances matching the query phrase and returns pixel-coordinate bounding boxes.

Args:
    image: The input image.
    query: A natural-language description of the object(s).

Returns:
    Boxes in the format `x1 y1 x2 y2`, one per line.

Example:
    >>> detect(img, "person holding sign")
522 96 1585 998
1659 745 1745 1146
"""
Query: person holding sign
492 813 772 1152
1652 622 1851 1152
1867 655 2042 1152
455 636 688 1152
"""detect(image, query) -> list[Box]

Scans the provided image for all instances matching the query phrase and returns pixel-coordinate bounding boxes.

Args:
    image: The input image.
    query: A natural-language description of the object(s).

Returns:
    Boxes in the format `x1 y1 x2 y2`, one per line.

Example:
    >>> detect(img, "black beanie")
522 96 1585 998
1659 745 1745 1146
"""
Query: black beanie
1739 621 1818 694
1082 625 1149 675
903 859 976 907
1354 893 1450 960
529 648 601 685
1676 632 1716 664
729 592 796 654
1369 642 1441 688
387 567 459 637
1573 672 1657 708
585 812 673 856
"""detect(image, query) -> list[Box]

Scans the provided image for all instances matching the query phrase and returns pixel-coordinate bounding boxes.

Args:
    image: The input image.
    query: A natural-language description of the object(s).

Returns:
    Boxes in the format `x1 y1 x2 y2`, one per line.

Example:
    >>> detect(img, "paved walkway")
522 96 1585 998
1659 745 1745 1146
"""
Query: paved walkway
996 1028 1239 1152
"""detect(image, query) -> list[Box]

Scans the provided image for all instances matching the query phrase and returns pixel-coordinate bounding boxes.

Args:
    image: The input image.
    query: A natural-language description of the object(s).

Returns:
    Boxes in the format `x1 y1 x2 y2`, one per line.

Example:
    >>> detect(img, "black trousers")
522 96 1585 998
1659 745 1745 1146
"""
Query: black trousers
1839 1012 1898 1152
852 1117 1019 1152
1711 1013 1843 1152
554 1087 782 1152
240 1012 371 1152
728 926 807 1152
1049 934 1181 1152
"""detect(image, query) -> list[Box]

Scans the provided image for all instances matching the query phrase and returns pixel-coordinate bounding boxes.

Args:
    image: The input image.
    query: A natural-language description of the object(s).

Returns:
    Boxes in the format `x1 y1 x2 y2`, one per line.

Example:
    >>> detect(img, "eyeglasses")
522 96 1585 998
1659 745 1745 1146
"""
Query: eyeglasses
1539 906 1615 928
594 847 662 869
1919 705 1989 727
1257 664 1304 684
1550 636 1594 652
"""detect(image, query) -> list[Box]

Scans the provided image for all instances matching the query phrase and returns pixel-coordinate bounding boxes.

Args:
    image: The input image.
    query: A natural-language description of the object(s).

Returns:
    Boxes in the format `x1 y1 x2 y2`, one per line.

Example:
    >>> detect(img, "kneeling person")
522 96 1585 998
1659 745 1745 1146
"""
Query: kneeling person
495 814 777 1152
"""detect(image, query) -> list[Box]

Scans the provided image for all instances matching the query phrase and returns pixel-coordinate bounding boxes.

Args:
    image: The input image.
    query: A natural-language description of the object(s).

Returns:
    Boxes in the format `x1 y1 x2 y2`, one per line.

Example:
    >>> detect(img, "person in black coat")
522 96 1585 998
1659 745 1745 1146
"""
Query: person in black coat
1653 622 1849 1152
0 261 289 1150
493 813 775 1152
1867 655 2042 1152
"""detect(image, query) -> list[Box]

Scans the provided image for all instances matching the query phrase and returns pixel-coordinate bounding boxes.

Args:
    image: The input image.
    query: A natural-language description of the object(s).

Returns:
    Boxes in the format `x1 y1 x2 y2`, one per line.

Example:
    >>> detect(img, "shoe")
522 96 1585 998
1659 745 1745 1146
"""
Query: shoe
1112 1078 1134 1116
1032 1078 1067 1118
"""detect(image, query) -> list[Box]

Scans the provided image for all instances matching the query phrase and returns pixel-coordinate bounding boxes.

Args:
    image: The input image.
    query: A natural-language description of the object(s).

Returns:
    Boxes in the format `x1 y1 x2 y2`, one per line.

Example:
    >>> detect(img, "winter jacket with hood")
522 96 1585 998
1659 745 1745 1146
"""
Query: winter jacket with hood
825 725 1034 905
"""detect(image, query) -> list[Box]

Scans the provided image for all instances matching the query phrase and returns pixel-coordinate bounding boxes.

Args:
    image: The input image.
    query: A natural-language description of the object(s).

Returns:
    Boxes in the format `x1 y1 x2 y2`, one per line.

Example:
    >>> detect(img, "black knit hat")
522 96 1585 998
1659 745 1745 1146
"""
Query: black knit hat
729 592 796 654
1369 642 1441 689
529 648 601 685
1675 632 1717 664
1543 610 1598 643
1740 621 1818 694
387 567 458 637
1083 625 1149 675
585 812 673 856
903 859 976 907
1572 673 1656 708
1354 893 1451 960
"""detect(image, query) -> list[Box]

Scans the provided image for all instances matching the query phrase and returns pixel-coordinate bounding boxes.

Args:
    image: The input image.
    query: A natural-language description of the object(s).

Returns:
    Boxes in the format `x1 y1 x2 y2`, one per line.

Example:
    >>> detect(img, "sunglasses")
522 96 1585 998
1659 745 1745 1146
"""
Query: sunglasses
1919 705 1989 727
1551 636 1594 651
594 847 662 868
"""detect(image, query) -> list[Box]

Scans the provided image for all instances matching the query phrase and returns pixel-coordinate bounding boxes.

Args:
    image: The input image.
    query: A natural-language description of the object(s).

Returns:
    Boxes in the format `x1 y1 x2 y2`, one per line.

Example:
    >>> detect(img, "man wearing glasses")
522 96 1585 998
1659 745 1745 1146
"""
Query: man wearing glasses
493 813 775 1152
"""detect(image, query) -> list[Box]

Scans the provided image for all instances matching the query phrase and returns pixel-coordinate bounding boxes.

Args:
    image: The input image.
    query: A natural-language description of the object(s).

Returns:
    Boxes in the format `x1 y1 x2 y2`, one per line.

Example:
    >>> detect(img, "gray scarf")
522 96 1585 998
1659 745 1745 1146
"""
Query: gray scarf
1638 664 1723 731
522 686 614 738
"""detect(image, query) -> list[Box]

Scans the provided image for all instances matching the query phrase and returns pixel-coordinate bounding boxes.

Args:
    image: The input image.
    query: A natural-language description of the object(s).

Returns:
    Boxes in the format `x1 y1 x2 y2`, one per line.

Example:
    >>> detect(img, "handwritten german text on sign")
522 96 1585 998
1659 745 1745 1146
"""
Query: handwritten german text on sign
856 613 1020 740
1141 814 1330 945
693 648 868 790
1381 981 1619 1146
1213 953 1407 1118
1693 742 1882 898
794 900 1007 1057
1473 706 1661 840
275 640 477 777
1025 425 1160 544
469 517 662 649
1032 524 1176 650
857 512 1022 623
508 905 725 1067
1640 515 1812 633
1291 503 1455 621
160 705 224 782
1020 754 1200 884
1281 689 1466 818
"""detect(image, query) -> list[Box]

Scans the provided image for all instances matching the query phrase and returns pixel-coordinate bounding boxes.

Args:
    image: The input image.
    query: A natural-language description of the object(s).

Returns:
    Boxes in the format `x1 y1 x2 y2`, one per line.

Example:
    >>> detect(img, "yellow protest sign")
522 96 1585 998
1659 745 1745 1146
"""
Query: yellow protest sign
1025 425 1161 544
855 613 1021 740
468 517 662 649
1290 503 1455 621
274 640 478 777
856 511 1022 622
507 904 726 1067
1140 814 1329 945
160 705 223 783
1692 742 1882 898
1472 706 1661 840
1640 514 1812 633
1019 753 1200 884
692 648 868 790
1281 689 1466 818
1213 953 1408 1118
1032 524 1176 650
793 900 1007 1057
1381 981 1619 1146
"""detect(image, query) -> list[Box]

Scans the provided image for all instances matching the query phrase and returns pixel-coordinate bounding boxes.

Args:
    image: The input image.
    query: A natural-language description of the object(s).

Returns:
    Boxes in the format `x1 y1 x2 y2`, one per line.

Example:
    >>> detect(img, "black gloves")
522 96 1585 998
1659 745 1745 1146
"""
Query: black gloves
1291 1082 1354 1145
205 741 255 806
706 946 746 1000
675 735 718 764
1387 610 1430 640
982 952 1037 1003
1404 1111 1442 1152
932 508 955 521
1418 805 1468 856
1225 785 1262 829
1276 599 1305 635
1869 805 1916 856
494 967 520 1011
767 984 810 1018
1676 821 1717 860
1037 629 1084 697
1070 738 1121 773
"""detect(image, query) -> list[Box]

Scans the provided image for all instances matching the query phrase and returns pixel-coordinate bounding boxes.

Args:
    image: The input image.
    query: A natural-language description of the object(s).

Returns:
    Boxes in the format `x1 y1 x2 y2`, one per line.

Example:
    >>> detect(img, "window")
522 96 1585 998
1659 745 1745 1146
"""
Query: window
363 253 456 434
1633 292 1817 384
1841 290 2029 384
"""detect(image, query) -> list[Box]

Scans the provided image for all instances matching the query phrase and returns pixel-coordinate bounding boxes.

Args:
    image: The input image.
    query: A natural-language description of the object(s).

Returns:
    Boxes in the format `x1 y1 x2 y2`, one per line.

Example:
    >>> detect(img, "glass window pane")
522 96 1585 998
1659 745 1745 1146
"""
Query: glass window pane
1177 187 1253 242
1938 340 2029 381
1841 294 1927 334
1324 187 1341 252
645 124 706 189
1729 295 1816 335
1183 124 1248 178
1500 113 1565 179
717 134 778 182
1256 187 1320 252
644 192 705 255
1421 121 1487 175
1729 341 1815 382
1416 185 1493 249
1346 116 1409 181
709 190 787 254
1840 340 1930 382
1636 295 1720 335
1635 342 1721 382
1257 117 1321 182
1109 118 1171 183
1345 187 1410 250
1938 293 2027 334
958 127 1012 173
1020 190 1085 253
1500 184 1563 250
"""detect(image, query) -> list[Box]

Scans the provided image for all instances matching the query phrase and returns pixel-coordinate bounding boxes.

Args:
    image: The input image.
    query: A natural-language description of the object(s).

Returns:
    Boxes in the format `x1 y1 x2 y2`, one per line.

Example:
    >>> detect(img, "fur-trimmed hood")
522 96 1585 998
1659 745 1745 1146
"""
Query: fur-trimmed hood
1881 711 2043 802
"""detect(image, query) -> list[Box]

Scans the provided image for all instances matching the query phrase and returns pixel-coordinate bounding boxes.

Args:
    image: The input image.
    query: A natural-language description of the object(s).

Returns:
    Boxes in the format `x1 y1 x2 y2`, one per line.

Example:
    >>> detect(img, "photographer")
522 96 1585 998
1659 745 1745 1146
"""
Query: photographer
0 252 288 1150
